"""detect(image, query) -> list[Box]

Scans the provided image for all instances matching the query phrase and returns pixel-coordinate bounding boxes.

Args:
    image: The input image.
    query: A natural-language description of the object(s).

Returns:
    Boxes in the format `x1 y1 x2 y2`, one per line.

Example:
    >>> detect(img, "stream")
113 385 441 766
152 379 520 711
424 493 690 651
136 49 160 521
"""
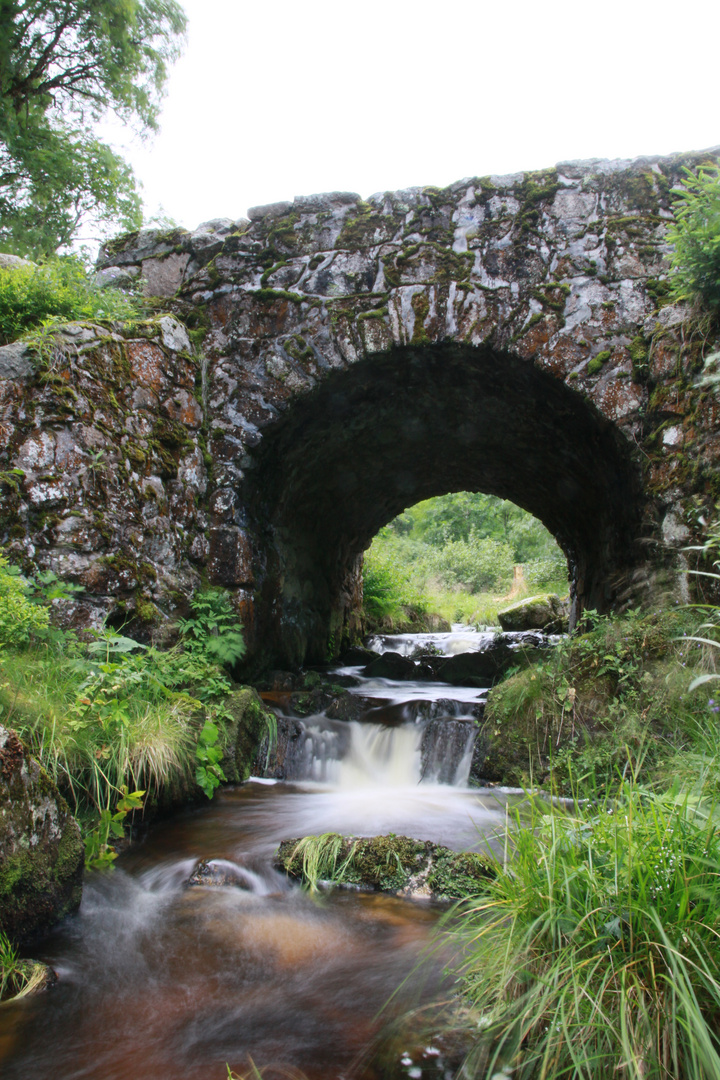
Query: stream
0 627 535 1080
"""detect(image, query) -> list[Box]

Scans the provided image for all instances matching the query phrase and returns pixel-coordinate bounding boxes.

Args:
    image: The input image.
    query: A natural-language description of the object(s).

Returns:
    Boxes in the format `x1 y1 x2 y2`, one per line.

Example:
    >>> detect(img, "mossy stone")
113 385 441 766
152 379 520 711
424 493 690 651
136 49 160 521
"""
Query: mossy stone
0 726 84 942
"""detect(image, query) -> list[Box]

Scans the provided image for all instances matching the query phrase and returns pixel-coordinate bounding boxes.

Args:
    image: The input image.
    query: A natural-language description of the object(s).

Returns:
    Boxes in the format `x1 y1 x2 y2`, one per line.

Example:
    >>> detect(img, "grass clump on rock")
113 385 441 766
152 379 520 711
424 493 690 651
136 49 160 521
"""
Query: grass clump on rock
0 256 140 346
276 833 495 898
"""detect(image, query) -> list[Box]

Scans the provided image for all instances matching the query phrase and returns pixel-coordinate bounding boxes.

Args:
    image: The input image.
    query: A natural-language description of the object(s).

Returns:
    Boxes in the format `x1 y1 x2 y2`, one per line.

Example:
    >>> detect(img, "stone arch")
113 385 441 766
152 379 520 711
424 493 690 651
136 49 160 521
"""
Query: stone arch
244 341 645 665
3 149 718 665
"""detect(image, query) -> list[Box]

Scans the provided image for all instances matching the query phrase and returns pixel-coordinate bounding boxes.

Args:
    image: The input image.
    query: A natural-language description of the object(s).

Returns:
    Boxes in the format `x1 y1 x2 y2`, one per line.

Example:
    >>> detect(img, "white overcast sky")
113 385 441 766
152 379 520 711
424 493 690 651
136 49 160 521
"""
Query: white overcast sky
117 0 720 231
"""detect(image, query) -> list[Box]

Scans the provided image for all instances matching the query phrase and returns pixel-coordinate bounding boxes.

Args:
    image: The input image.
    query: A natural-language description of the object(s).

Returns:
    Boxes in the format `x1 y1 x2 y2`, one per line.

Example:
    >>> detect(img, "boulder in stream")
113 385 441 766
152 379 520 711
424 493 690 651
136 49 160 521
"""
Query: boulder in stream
222 687 279 783
0 726 84 941
497 593 568 632
276 833 496 899
341 645 380 666
427 639 540 686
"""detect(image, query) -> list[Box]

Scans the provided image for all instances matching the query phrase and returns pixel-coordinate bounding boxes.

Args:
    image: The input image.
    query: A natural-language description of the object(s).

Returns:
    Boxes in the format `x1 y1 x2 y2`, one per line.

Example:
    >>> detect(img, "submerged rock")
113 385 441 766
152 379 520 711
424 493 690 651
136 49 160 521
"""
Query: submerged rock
497 593 568 632
0 726 84 941
187 859 255 889
275 833 495 899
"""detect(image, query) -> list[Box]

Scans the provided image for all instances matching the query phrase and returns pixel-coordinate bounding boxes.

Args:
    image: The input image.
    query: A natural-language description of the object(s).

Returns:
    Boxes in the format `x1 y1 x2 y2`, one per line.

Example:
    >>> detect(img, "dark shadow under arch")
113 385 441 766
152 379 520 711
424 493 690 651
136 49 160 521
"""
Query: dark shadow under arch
243 343 645 666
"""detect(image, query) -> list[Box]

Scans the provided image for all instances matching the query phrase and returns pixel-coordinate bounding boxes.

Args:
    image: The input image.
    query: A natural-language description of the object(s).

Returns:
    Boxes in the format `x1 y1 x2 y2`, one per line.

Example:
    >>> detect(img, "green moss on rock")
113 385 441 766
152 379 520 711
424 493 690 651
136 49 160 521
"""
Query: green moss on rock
0 726 84 942
275 833 495 898
221 687 276 783
497 593 567 632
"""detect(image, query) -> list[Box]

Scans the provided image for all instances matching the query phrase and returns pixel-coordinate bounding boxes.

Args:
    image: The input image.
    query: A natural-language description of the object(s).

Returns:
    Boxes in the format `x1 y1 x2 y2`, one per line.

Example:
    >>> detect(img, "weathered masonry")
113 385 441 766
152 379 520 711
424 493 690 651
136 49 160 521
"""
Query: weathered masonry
1 150 720 666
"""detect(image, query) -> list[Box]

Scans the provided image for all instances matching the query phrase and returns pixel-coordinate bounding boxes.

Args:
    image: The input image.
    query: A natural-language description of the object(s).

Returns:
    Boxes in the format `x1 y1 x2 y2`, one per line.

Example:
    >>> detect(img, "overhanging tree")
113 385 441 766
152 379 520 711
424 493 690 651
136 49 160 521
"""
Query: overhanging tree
0 0 187 257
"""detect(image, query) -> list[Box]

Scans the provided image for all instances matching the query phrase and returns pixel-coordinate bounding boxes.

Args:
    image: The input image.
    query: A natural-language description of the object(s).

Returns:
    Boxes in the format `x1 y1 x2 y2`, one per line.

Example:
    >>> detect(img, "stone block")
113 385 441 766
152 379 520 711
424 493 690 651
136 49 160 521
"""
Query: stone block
206 526 254 585
141 252 190 297
0 341 34 380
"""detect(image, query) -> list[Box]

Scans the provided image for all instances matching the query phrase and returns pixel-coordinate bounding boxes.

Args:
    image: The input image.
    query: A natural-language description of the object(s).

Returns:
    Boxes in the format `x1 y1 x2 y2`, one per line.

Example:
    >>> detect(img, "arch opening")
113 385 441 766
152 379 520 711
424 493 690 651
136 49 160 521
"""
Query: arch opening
363 491 569 631
243 343 645 667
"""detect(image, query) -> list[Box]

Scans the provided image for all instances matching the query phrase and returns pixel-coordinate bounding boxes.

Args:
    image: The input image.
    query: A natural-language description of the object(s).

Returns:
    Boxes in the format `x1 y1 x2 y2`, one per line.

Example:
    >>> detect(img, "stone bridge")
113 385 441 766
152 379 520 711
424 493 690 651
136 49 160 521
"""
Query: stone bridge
1 149 719 667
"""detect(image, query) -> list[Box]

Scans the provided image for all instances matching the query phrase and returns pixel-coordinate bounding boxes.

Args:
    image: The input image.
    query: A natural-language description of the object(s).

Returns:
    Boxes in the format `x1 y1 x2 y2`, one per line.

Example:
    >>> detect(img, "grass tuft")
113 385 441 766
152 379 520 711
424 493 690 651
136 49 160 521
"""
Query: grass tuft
447 777 720 1079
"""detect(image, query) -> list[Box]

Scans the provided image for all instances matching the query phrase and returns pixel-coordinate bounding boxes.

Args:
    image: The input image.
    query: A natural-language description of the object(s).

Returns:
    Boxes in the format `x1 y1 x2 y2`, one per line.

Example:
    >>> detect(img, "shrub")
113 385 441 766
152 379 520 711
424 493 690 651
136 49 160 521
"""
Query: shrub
428 533 515 594
0 256 139 345
362 534 429 626
523 548 568 590
668 164 720 309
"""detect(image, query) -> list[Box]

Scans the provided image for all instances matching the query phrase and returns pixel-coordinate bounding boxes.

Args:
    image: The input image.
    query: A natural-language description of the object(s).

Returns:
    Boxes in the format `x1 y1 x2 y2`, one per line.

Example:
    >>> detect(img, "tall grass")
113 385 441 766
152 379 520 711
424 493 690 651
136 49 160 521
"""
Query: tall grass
447 778 720 1079
0 643 200 812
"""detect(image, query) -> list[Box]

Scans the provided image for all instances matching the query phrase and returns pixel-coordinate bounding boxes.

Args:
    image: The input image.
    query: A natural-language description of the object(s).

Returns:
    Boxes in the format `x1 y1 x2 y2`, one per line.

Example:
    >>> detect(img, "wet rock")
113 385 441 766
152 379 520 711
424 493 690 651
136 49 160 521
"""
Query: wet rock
0 726 84 942
275 833 495 899
325 672 361 688
363 652 419 680
420 718 478 784
325 693 373 722
498 593 568 632
341 645 380 665
253 714 305 779
222 687 277 784
268 670 297 691
188 859 252 888
428 639 537 687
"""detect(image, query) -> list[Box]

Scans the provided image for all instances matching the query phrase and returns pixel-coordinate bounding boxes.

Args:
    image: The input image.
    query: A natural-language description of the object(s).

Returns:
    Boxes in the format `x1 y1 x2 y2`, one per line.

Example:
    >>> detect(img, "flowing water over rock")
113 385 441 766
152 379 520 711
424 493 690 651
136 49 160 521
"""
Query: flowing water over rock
0 628 542 1079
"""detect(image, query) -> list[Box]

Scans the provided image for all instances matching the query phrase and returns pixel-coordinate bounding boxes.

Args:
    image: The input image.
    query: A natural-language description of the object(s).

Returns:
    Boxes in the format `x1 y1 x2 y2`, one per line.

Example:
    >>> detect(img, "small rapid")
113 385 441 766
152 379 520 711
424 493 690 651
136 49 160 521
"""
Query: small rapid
0 627 547 1080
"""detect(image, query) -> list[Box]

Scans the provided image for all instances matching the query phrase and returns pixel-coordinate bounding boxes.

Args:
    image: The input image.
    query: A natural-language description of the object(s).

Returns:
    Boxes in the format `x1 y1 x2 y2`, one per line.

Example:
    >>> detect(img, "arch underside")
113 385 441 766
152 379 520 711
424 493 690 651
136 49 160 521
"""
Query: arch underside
244 344 645 666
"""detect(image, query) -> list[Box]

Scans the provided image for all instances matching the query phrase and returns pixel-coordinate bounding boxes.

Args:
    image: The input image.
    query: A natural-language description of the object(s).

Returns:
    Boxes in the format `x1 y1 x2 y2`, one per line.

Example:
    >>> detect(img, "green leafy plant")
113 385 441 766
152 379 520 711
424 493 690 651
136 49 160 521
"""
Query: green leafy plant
177 588 246 669
0 256 140 345
0 553 49 646
194 718 226 799
83 785 145 871
668 163 720 309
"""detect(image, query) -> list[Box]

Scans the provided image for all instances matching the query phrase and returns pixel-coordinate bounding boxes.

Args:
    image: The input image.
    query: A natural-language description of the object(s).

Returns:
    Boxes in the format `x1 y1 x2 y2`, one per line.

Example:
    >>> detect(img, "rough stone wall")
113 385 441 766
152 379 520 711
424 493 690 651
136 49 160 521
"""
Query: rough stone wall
2 149 720 663
0 316 208 632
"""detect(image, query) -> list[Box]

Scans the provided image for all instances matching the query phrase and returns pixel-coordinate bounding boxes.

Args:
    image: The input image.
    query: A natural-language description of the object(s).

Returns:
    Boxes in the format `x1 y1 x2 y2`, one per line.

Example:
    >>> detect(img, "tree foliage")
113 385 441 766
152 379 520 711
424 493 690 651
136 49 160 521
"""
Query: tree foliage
388 492 561 563
0 0 187 256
